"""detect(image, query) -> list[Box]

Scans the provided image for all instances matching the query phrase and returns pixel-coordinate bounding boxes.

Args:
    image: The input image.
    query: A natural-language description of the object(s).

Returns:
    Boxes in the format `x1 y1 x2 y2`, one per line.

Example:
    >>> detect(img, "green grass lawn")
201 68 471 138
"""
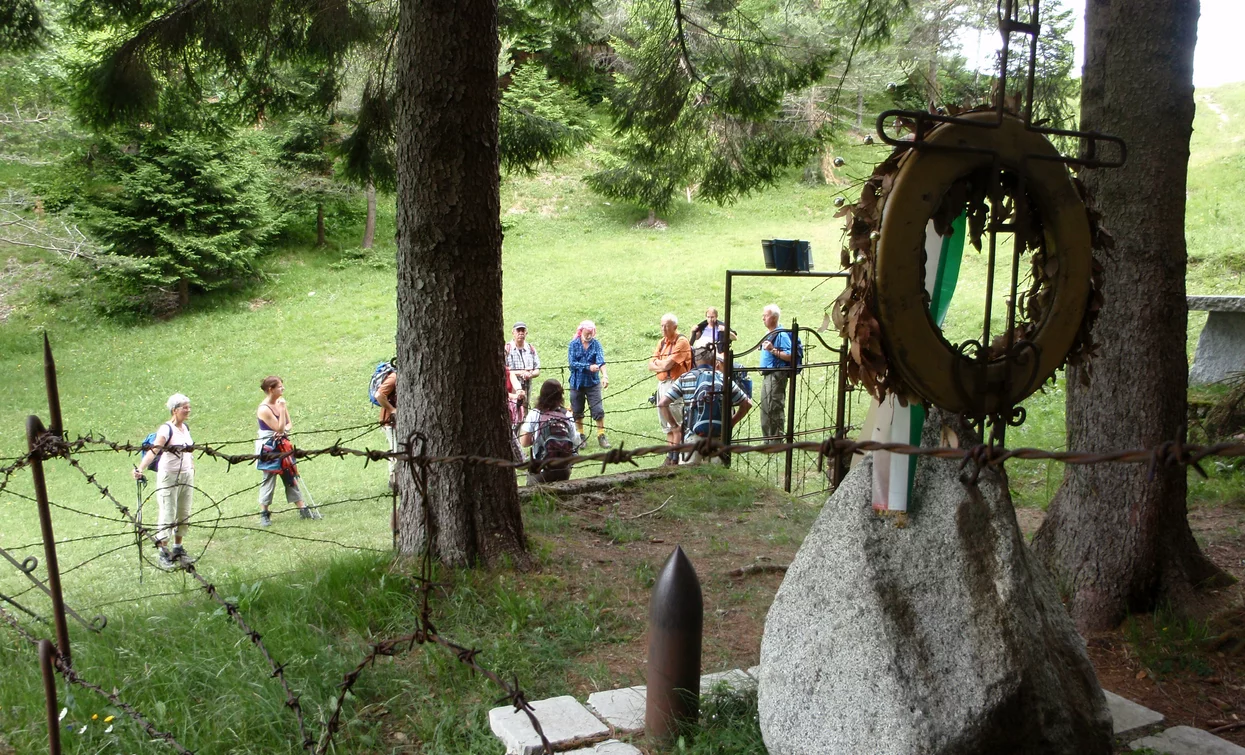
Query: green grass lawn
0 82 1242 753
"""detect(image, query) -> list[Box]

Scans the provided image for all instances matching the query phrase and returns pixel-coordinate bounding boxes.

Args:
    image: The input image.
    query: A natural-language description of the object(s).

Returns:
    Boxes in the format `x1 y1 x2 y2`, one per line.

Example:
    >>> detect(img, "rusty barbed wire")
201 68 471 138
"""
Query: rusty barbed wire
0 603 193 753
44 429 1245 481
59 450 315 751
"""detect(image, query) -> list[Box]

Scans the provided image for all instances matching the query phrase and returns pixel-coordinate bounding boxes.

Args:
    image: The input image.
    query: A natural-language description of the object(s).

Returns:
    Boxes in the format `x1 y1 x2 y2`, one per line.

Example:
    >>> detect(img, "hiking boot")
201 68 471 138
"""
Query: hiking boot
299 506 322 520
157 548 175 571
259 510 272 527
597 433 611 450
171 545 195 567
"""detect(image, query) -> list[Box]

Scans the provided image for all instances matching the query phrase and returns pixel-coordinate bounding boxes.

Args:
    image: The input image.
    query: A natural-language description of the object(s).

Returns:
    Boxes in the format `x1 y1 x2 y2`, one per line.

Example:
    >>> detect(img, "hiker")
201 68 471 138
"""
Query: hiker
132 393 196 570
504 322 541 414
256 376 318 525
647 313 692 462
658 345 752 464
519 379 581 484
567 320 610 449
374 360 398 489
759 303 796 439
690 307 737 353
505 364 527 431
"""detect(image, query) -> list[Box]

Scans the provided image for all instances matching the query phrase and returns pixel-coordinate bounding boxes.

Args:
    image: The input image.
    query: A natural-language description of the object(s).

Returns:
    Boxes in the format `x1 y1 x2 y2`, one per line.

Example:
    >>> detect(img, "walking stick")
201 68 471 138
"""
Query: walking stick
135 473 147 584
294 472 323 519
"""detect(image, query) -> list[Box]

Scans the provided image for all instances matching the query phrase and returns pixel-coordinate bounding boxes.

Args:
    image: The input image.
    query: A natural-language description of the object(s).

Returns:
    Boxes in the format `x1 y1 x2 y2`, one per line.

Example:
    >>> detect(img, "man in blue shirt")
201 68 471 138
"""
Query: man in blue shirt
567 320 611 449
759 303 795 439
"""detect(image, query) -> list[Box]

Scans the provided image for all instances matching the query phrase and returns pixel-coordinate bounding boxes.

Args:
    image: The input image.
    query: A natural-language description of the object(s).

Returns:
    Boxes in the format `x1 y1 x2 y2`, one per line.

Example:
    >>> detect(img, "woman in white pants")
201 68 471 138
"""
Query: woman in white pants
133 394 195 570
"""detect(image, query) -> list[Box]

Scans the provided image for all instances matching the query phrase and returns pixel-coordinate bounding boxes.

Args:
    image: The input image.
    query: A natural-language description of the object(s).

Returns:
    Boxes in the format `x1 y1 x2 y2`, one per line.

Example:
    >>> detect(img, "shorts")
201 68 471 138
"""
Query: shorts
569 383 604 421
657 379 683 433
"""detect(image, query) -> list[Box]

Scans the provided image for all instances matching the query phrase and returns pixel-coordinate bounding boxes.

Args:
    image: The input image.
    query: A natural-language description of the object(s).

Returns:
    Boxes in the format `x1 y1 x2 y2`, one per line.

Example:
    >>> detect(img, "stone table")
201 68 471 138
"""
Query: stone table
1189 296 1245 385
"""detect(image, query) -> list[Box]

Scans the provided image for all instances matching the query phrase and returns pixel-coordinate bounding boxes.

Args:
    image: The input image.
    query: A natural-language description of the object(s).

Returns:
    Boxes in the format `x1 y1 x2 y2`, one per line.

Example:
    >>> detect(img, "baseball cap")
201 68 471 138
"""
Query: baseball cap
513 321 527 330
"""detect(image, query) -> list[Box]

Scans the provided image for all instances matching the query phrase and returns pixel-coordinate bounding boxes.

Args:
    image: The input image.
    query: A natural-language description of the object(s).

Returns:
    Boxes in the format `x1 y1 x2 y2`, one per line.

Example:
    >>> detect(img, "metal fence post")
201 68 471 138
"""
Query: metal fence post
43 334 64 439
39 639 62 755
783 321 799 493
28 415 71 666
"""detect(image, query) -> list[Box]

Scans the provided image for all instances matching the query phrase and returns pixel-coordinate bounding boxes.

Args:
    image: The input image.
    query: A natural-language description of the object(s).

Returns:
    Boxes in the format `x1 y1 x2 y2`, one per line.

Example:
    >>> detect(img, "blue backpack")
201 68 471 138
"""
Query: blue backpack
368 362 395 406
685 370 724 438
139 422 176 470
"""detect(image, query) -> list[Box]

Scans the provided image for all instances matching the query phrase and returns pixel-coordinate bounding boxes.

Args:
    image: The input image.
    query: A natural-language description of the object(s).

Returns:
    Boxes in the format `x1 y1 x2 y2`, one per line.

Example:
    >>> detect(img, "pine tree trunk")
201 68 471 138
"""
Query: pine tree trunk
362 181 377 249
393 0 528 568
177 278 189 308
1031 0 1227 630
316 202 326 247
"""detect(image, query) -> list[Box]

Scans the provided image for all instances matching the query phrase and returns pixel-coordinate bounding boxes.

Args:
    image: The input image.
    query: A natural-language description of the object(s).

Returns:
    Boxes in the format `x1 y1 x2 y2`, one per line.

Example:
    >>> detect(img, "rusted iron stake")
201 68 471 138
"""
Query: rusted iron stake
646 545 703 742
43 334 64 439
39 639 62 755
28 415 71 665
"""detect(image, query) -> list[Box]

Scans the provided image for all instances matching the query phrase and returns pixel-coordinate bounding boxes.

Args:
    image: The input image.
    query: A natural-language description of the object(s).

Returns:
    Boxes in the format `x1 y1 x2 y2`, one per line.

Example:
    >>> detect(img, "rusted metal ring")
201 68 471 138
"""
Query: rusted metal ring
874 112 1092 415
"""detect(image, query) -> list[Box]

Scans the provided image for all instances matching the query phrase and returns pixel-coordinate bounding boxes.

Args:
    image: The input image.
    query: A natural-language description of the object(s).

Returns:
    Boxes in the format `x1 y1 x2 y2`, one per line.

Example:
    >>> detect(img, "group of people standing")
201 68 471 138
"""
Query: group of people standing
502 303 800 473
134 376 321 571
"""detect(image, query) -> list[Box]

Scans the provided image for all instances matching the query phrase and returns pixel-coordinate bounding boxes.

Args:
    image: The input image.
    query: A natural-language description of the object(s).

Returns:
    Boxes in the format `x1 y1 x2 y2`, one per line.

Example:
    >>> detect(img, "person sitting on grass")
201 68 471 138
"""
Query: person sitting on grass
132 393 196 570
658 345 752 464
519 379 581 484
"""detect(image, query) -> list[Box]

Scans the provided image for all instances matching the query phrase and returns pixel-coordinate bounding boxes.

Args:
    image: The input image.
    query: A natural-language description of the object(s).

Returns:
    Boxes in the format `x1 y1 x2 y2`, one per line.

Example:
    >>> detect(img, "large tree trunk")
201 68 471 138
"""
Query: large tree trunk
1031 0 1227 630
361 181 377 249
392 0 528 568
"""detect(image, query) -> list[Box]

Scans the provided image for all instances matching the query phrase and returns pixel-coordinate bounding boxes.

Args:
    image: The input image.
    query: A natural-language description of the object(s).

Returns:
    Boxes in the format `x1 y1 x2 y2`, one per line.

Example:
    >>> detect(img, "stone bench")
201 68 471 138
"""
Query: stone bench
1189 296 1245 385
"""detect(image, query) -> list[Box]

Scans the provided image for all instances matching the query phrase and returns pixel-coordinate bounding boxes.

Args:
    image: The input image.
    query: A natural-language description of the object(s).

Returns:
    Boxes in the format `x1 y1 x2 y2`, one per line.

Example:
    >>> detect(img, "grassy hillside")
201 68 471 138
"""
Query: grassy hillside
0 81 1241 754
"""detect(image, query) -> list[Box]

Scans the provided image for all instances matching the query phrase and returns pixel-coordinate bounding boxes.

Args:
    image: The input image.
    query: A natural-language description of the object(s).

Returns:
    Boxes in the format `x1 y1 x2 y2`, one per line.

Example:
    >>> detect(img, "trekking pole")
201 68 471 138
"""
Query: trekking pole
134 473 146 585
295 473 323 519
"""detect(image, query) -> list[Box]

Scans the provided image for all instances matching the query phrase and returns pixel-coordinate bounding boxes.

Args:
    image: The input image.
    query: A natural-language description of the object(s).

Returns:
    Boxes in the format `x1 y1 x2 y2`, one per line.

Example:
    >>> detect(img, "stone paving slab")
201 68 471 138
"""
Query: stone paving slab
701 668 756 693
586 686 647 733
1105 689 1165 736
1131 725 1245 755
489 695 610 755
745 665 759 680
563 740 643 754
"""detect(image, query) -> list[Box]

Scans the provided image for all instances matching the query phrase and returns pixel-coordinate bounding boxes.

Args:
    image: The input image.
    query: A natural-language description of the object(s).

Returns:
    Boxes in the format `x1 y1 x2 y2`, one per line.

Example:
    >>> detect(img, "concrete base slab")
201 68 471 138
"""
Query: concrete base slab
563 740 644 755
586 686 647 733
489 695 610 755
746 665 760 680
1190 306 1245 385
1105 689 1165 736
1131 726 1245 755
701 668 756 693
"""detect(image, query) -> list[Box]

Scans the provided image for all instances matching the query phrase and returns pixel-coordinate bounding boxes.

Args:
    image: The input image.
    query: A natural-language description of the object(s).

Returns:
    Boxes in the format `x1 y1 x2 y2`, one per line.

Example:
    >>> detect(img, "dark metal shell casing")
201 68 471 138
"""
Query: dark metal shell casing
645 545 703 741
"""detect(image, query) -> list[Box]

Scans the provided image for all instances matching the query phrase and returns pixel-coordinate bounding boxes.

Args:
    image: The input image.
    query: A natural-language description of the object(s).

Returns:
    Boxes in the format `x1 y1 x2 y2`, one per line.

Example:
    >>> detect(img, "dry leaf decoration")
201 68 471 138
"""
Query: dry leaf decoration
831 105 1111 407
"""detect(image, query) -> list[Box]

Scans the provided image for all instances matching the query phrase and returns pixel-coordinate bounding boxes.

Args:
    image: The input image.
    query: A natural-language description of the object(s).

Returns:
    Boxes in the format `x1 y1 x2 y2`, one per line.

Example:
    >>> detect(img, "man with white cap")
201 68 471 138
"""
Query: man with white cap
505 321 541 414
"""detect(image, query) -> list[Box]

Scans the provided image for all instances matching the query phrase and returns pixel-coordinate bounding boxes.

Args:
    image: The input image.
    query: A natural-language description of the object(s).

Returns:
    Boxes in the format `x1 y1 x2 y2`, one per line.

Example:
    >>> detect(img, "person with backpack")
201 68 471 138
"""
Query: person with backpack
131 393 196 570
504 322 541 414
519 379 581 484
658 345 752 464
256 376 319 526
759 303 799 439
567 320 611 449
371 360 398 489
647 313 692 464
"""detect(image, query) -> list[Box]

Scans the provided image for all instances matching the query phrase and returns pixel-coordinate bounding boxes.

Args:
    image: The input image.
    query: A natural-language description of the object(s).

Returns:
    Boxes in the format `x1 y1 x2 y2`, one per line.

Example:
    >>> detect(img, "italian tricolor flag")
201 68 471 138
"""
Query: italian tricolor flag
862 214 966 512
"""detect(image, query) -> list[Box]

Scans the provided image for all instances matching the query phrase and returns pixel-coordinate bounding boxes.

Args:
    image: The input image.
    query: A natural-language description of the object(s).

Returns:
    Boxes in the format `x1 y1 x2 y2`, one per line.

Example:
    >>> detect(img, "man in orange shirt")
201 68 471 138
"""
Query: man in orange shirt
648 313 692 463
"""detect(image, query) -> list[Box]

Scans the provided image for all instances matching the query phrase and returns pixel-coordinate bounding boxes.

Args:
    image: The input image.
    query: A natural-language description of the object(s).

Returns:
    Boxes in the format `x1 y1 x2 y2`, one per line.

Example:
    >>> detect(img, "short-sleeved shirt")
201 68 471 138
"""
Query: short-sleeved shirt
759 327 795 371
520 408 582 448
652 335 692 382
567 337 606 390
664 367 749 409
505 342 541 374
156 422 194 474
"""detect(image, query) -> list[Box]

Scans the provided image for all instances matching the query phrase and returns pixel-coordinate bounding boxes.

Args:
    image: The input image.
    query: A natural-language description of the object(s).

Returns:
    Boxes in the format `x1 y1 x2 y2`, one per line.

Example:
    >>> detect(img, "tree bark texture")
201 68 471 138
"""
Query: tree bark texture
1031 0 1226 630
393 0 528 567
362 181 377 249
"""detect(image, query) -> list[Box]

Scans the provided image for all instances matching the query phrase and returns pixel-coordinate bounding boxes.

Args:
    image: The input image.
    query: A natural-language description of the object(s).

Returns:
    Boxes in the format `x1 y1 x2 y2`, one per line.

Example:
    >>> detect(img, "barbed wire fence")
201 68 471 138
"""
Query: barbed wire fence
4 339 1245 753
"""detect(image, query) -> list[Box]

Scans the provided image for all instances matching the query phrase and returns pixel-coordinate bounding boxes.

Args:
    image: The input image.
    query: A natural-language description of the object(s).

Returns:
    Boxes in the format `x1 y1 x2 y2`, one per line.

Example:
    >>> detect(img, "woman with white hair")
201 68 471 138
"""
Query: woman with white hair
132 393 195 570
567 320 610 448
